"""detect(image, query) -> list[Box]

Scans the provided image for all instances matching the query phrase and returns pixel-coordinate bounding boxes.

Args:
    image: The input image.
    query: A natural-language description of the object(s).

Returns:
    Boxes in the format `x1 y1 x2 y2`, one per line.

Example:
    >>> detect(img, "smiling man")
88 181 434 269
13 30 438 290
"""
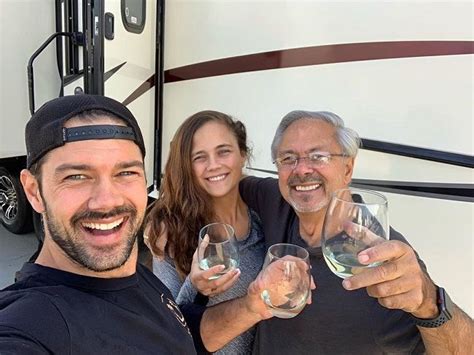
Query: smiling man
0 95 197 354
237 111 473 354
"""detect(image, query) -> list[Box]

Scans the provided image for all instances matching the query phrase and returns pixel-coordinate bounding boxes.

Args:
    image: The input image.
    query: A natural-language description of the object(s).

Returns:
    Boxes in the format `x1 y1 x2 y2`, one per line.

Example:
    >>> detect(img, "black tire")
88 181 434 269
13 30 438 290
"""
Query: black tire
0 166 33 234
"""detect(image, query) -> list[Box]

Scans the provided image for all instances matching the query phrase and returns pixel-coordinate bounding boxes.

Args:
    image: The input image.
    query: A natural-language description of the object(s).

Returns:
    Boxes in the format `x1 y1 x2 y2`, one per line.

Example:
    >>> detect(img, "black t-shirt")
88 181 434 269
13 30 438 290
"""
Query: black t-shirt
0 263 198 354
240 176 426 354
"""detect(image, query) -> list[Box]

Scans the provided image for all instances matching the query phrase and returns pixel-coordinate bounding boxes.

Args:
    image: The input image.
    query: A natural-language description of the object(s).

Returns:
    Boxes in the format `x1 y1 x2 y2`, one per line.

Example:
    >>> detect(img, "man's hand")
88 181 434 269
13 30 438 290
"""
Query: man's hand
342 240 438 319
246 259 316 319
189 236 240 297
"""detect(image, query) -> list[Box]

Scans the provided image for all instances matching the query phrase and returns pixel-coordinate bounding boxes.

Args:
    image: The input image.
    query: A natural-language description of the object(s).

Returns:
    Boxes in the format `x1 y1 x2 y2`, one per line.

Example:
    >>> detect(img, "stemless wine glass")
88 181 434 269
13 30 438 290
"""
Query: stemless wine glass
260 243 311 319
322 187 389 279
198 222 239 280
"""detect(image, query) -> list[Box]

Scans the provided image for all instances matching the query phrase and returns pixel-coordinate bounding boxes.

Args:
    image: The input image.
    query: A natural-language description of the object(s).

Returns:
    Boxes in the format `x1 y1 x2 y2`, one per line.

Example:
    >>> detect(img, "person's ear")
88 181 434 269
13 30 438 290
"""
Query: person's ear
240 152 247 168
343 157 355 185
20 169 45 213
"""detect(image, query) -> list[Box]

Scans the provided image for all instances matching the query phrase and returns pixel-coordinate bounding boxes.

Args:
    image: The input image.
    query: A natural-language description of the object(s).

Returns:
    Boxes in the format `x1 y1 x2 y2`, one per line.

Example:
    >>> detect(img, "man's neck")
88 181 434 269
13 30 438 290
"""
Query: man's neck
297 208 327 247
35 238 138 278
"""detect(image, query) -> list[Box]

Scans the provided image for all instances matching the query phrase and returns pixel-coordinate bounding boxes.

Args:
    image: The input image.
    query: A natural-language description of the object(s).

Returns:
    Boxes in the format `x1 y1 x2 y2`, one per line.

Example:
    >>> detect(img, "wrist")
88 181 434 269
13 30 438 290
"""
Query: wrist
411 279 438 319
411 286 454 328
412 294 438 319
243 294 271 322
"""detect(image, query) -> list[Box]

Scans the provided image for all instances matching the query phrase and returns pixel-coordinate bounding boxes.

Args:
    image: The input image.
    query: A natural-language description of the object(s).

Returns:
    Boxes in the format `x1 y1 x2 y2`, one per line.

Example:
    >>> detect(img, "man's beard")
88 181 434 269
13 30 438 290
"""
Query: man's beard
43 204 143 272
287 174 329 213
289 194 329 213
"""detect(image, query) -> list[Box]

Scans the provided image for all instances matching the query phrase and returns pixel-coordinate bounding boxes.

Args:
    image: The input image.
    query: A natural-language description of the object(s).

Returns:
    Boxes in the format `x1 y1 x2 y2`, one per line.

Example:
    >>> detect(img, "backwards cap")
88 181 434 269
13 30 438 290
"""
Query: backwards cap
25 94 146 168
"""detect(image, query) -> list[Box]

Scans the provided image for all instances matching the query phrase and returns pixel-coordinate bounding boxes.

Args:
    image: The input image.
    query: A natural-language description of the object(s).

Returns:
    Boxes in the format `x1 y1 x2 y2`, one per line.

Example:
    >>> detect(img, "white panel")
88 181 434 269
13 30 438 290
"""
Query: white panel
387 193 473 316
0 0 58 158
165 0 472 68
355 150 473 184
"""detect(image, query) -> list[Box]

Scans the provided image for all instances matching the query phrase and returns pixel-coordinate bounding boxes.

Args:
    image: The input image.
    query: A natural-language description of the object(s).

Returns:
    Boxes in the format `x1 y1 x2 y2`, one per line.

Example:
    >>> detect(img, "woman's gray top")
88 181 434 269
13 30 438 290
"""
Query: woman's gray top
152 209 265 355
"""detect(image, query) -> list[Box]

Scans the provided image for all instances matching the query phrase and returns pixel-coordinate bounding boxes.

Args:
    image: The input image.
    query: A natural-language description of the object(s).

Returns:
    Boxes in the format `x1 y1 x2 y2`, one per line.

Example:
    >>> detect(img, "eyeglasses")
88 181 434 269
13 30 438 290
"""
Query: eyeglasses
273 152 345 170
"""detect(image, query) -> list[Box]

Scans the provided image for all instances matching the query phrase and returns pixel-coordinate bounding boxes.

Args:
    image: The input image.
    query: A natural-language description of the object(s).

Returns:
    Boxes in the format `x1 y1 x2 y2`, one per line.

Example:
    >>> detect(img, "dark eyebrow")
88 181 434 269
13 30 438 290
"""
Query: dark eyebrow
216 144 233 150
116 160 145 170
54 160 144 175
278 147 327 156
55 164 91 174
277 149 297 156
192 144 233 157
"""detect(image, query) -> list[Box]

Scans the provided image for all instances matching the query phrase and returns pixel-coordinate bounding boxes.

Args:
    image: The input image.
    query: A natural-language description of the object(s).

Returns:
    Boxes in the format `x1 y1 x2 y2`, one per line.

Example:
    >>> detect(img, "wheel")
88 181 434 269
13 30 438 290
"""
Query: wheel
0 166 33 233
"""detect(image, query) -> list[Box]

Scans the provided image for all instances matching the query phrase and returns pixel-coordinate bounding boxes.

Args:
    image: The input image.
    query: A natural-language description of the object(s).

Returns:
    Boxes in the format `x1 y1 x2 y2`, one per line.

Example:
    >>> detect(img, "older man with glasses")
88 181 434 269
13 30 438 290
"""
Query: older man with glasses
189 110 473 354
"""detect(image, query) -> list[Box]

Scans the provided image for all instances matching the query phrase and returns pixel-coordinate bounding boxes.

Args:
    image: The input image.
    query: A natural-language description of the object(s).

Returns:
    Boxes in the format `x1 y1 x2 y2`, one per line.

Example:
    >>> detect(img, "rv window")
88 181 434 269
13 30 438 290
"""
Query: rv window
121 0 145 34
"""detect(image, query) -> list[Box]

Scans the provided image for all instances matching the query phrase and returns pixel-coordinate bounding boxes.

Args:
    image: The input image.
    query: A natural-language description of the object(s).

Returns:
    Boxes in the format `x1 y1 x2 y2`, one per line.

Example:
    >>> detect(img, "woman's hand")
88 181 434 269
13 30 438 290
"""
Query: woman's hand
189 235 241 297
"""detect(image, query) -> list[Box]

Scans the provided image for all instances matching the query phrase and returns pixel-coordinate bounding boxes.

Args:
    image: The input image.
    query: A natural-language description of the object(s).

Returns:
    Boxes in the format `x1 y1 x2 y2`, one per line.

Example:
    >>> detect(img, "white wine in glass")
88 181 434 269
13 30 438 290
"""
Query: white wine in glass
322 188 389 279
260 243 311 319
198 223 239 280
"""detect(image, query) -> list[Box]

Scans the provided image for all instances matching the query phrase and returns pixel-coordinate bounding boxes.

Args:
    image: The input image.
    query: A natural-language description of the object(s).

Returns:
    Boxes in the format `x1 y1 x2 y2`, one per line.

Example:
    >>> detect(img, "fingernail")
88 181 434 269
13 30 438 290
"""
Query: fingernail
358 253 369 263
342 280 351 290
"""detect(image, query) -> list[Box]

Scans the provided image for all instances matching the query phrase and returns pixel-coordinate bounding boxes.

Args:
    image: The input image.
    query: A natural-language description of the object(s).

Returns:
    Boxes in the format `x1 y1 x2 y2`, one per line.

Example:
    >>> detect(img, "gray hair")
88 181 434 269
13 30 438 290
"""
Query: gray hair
271 110 361 160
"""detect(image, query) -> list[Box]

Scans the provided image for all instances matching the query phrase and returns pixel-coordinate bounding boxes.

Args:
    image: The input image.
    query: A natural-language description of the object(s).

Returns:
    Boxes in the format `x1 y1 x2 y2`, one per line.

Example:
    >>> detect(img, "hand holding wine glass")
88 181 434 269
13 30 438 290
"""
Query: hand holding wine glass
260 243 311 319
190 238 241 296
198 223 240 280
322 188 389 279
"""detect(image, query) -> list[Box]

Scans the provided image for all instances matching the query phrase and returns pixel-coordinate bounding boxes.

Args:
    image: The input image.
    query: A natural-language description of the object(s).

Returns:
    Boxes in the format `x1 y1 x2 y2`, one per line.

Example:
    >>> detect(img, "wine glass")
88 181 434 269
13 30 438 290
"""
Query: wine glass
260 243 311 319
198 222 239 280
322 187 389 279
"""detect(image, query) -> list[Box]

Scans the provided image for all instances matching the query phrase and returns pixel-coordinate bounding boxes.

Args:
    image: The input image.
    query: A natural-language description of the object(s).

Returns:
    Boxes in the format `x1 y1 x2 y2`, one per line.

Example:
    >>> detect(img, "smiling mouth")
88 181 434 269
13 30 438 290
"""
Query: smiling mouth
81 217 125 235
293 183 321 192
207 174 227 182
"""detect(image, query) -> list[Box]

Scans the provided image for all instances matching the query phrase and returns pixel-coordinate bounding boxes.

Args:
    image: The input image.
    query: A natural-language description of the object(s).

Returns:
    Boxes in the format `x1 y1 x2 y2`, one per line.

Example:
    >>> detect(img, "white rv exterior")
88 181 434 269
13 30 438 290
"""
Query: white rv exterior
161 1 473 316
0 0 58 233
1 0 158 236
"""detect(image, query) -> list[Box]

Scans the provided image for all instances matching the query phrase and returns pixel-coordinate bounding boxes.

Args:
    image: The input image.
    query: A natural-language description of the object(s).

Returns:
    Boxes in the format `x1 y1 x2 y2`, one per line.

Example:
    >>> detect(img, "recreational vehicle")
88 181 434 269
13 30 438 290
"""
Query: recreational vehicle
0 0 158 236
0 1 472 316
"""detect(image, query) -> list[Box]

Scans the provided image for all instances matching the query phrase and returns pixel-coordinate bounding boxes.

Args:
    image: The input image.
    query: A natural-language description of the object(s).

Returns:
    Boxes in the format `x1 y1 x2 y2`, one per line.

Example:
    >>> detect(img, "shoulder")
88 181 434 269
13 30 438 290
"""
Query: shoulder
240 176 278 190
137 264 178 293
240 176 280 202
1 286 65 320
0 288 69 350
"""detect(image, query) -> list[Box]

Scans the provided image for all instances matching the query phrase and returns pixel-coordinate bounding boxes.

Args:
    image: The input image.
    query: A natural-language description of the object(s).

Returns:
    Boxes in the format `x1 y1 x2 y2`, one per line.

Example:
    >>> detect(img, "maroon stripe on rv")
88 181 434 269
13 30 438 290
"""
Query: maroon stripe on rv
122 73 156 106
164 41 474 83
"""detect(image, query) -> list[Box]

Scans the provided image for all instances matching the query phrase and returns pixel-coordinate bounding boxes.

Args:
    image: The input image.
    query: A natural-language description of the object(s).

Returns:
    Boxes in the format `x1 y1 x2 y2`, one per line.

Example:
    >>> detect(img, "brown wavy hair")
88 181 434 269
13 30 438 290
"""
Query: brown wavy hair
145 110 250 279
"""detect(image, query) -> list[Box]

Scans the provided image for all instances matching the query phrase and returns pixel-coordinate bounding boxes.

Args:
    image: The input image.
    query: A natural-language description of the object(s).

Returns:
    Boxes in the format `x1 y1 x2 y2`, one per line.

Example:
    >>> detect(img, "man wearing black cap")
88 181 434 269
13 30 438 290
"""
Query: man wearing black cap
0 95 198 354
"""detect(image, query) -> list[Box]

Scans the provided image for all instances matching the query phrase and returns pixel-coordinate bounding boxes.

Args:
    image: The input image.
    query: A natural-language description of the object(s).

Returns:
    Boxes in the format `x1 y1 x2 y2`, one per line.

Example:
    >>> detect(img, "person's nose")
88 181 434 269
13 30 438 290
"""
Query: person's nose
293 157 314 175
206 154 222 171
87 177 124 211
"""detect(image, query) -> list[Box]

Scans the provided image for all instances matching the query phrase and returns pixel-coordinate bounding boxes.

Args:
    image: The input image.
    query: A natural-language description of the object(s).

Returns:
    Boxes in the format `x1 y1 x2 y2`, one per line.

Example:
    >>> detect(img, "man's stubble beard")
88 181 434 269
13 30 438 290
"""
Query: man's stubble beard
289 195 329 214
43 202 143 272
286 174 329 214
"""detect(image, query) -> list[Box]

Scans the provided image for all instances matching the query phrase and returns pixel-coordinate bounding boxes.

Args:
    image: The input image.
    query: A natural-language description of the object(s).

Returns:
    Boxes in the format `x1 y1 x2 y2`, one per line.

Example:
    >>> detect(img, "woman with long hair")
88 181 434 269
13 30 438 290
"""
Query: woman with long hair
145 110 265 354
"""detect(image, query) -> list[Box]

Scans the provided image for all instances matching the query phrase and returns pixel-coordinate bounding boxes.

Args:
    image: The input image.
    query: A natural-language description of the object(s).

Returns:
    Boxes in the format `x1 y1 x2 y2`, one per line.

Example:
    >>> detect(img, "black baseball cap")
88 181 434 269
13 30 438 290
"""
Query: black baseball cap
25 94 146 168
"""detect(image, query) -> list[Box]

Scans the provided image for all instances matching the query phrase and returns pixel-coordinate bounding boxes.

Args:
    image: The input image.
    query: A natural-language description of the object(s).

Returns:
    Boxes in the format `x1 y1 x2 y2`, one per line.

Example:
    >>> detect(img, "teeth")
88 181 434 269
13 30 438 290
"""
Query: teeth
82 218 124 231
208 174 226 182
295 184 320 191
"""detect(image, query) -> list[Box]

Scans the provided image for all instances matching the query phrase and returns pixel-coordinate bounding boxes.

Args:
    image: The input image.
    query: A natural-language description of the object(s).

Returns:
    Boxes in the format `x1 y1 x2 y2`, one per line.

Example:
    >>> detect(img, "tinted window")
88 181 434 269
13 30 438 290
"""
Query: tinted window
121 0 145 34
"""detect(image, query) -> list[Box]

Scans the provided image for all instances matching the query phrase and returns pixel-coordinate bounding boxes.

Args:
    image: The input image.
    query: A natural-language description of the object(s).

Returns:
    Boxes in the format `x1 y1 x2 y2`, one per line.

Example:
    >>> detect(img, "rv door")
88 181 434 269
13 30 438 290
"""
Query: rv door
63 0 158 190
